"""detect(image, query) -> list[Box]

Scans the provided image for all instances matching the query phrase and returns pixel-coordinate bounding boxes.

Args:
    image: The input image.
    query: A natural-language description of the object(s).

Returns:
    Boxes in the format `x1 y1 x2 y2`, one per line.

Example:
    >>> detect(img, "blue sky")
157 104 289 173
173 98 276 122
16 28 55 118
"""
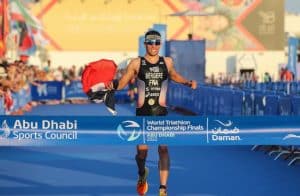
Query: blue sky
286 0 300 14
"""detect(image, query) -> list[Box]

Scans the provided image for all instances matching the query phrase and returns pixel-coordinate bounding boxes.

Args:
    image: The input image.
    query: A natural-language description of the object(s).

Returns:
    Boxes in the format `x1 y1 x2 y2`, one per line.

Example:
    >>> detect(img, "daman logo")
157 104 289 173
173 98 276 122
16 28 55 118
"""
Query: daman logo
211 119 241 142
283 134 300 140
117 121 141 142
0 120 11 139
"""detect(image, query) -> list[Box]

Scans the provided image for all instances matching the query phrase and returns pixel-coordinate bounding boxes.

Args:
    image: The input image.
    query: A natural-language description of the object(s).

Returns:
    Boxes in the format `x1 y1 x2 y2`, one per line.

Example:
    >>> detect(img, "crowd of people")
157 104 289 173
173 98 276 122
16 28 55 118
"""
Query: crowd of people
0 56 297 116
205 67 296 88
205 72 258 87
0 59 84 115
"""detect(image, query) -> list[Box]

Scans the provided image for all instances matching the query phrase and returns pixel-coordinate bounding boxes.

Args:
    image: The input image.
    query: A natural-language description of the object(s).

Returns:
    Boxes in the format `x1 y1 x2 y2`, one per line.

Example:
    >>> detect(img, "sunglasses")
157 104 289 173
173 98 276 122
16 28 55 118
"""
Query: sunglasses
145 40 161 46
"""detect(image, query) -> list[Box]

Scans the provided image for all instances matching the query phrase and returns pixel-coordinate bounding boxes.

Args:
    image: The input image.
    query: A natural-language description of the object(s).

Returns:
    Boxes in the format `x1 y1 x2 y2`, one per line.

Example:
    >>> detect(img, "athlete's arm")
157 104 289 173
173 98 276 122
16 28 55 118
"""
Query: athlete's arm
107 58 139 90
165 57 197 89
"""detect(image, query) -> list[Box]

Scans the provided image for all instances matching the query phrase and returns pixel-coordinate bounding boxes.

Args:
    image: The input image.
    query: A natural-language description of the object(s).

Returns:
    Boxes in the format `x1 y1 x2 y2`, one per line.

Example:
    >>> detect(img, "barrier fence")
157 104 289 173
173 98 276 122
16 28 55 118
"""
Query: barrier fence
0 81 132 115
168 81 300 116
1 81 300 116
1 81 300 145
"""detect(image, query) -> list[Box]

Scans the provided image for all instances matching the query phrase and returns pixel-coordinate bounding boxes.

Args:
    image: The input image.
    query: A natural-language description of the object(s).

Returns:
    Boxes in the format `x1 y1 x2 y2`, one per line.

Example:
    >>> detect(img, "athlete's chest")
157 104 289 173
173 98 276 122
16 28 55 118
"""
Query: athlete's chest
138 59 168 81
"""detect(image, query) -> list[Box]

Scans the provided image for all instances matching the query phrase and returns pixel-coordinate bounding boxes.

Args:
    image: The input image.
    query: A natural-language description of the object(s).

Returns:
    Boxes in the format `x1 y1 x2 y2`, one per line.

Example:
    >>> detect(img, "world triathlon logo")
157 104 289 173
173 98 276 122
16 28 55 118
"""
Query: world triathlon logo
0 120 11 139
117 120 141 142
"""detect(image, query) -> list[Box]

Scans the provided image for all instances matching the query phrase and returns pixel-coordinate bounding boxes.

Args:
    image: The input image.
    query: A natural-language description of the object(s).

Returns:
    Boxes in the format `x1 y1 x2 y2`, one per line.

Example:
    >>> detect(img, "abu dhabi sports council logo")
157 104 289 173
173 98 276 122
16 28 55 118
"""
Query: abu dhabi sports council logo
117 120 141 142
0 120 11 139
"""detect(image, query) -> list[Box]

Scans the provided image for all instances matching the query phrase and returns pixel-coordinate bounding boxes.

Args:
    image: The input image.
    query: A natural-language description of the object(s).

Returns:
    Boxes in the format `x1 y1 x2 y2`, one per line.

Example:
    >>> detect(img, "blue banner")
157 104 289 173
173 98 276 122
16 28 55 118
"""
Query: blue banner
138 35 145 57
166 40 206 83
287 37 298 79
0 116 300 146
31 81 63 101
11 92 20 112
65 81 87 99
0 97 4 115
18 88 30 108
297 63 300 81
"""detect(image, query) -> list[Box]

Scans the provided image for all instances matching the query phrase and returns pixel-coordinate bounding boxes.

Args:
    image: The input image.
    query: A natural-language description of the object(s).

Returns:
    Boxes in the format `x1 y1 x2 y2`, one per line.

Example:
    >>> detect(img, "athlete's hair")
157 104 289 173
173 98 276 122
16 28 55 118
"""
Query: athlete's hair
144 30 161 39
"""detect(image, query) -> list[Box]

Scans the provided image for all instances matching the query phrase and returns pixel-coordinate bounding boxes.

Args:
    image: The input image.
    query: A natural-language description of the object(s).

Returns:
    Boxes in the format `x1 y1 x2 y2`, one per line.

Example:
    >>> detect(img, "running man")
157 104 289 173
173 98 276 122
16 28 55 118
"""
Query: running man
108 30 197 196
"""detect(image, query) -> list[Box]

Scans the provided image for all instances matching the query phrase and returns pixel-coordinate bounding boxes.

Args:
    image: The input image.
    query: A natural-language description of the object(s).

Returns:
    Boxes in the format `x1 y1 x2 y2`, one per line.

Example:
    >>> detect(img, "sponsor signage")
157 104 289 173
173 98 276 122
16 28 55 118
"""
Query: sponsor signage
0 116 300 146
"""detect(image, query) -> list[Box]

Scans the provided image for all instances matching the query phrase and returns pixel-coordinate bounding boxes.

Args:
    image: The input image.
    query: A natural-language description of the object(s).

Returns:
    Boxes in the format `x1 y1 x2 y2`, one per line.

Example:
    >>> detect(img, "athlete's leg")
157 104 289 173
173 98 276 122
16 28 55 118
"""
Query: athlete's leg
136 144 148 176
158 145 170 194
136 144 149 195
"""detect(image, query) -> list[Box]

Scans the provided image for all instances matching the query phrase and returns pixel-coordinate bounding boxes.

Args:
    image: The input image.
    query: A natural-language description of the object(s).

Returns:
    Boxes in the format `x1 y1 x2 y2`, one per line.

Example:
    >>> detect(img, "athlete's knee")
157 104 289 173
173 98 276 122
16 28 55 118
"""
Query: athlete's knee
158 145 168 154
136 145 148 160
158 145 170 170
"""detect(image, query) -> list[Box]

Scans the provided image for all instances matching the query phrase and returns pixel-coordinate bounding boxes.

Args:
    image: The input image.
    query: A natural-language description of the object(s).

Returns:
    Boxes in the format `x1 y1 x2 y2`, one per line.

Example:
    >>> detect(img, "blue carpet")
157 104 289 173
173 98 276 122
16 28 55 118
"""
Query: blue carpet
0 146 300 196
24 103 135 116
24 103 182 116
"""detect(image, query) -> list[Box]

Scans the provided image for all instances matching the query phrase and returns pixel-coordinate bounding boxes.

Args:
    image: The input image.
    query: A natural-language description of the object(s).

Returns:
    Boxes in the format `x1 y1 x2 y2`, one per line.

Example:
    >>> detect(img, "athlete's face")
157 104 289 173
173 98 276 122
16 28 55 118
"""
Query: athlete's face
145 40 161 56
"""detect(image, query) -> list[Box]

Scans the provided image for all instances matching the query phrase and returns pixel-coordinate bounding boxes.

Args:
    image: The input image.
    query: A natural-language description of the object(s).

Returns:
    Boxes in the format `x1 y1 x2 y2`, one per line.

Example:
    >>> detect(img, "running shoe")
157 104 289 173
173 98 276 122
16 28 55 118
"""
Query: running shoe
136 167 149 195
159 188 167 196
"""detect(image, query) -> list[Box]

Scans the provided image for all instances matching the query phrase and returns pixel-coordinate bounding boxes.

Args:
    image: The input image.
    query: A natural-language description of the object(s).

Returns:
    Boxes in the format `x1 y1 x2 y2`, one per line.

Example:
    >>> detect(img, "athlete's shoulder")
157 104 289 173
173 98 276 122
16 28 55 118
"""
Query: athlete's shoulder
127 57 141 67
163 57 174 69
129 57 141 66
126 58 141 75
163 56 173 64
130 57 141 63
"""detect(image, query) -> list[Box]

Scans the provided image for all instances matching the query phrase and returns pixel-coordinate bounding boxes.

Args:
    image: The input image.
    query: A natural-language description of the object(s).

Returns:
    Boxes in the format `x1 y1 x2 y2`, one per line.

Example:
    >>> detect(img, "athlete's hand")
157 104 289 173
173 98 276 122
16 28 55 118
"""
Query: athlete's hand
190 80 197 89
106 80 119 90
106 82 114 90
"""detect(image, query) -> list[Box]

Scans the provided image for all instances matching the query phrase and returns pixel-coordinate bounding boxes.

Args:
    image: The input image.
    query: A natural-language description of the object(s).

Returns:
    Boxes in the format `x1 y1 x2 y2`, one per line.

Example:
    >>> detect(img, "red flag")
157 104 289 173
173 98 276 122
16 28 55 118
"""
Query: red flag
81 59 117 93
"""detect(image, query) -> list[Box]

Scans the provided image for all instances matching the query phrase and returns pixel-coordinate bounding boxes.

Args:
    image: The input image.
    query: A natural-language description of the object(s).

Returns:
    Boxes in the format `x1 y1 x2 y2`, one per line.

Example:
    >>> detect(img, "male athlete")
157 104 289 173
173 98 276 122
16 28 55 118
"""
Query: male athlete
108 30 197 196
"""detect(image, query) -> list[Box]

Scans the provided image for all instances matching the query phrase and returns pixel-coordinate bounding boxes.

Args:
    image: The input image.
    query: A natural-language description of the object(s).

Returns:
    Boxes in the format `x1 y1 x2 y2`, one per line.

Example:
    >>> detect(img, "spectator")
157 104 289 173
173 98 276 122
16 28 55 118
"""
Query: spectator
281 68 293 82
43 59 51 73
263 72 272 82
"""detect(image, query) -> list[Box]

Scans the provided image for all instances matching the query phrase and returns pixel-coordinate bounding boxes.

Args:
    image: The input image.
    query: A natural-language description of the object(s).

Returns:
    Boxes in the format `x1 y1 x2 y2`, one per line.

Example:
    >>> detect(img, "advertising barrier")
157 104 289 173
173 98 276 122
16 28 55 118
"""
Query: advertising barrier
0 116 300 146
64 81 87 99
0 97 4 115
31 81 64 101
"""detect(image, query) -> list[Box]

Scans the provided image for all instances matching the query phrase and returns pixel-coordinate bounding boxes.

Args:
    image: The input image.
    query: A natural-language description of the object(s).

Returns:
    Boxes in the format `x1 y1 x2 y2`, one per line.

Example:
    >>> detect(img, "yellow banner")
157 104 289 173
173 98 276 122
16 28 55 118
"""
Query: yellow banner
31 0 284 51
32 0 187 51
